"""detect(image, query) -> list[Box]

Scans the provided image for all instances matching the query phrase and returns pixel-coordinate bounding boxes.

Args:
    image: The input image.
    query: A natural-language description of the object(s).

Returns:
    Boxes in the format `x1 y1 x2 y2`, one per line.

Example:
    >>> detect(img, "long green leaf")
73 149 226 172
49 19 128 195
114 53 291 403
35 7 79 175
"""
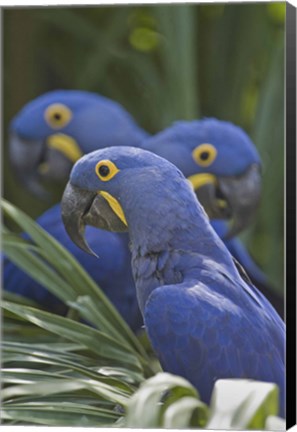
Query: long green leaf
2 301 143 373
1 402 120 427
163 396 208 428
125 372 199 427
3 240 78 302
2 341 142 385
2 290 40 308
2 376 131 406
3 393 114 408
2 367 135 388
153 5 200 126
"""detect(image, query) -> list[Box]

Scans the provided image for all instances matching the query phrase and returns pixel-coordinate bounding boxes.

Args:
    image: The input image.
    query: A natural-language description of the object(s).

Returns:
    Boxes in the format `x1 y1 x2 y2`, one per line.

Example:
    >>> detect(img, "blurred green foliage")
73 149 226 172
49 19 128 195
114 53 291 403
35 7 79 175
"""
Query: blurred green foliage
3 3 285 290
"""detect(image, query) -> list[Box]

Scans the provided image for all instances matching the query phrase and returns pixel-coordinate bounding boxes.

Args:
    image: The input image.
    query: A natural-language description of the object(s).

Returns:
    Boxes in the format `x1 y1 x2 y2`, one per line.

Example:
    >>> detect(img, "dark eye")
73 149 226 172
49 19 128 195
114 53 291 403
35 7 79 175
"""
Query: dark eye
99 165 110 177
95 159 120 181
44 103 72 129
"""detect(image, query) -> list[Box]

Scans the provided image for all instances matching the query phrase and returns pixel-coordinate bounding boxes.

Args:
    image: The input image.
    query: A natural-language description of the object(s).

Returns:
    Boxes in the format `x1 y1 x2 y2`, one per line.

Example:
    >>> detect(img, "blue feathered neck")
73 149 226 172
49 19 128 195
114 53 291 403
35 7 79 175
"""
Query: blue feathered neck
117 164 239 312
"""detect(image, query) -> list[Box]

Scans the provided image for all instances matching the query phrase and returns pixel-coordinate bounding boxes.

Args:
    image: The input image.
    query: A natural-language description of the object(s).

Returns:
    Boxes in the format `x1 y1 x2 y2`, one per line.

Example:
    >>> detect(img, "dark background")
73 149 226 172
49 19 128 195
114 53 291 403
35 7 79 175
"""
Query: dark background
3 2 285 292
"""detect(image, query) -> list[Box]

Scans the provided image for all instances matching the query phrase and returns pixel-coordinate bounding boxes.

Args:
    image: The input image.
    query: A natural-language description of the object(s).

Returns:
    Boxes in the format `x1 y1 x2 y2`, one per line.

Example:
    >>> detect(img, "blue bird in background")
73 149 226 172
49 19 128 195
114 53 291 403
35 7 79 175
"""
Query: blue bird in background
142 119 262 238
6 90 148 330
211 219 271 288
61 146 285 416
141 119 284 317
9 89 149 197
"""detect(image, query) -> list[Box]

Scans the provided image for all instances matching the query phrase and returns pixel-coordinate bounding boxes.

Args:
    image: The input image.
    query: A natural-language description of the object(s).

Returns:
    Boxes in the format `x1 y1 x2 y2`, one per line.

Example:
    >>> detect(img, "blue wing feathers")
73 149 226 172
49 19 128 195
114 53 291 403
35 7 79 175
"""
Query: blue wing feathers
211 220 284 318
144 280 285 414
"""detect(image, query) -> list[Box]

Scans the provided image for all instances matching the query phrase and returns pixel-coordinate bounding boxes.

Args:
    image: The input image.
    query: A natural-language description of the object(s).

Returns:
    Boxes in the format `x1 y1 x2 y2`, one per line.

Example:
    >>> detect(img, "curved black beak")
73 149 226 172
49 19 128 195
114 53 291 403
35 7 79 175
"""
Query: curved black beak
9 132 79 199
195 164 262 238
9 132 50 199
219 164 262 238
61 182 128 256
61 183 98 256
195 181 232 220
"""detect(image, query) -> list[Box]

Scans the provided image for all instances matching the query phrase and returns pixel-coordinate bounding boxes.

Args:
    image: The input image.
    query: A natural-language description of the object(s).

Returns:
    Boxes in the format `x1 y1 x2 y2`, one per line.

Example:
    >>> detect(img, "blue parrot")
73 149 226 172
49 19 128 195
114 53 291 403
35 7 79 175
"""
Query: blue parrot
61 146 285 416
9 89 149 197
141 120 284 316
141 119 262 238
5 89 148 330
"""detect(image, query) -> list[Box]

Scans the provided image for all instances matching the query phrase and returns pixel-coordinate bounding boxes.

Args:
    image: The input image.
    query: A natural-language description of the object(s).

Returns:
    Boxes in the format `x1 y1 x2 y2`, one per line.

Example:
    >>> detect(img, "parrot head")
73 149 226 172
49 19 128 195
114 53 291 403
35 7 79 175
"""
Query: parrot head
142 118 262 237
9 90 148 198
61 146 193 256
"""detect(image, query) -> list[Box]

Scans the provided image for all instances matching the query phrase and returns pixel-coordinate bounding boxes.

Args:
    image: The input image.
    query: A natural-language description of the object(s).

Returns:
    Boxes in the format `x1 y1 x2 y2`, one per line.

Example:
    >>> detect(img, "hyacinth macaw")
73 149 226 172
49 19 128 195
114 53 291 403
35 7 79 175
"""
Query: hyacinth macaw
6 91 281 320
9 89 149 197
141 118 262 239
61 146 285 416
141 120 283 316
6 89 148 330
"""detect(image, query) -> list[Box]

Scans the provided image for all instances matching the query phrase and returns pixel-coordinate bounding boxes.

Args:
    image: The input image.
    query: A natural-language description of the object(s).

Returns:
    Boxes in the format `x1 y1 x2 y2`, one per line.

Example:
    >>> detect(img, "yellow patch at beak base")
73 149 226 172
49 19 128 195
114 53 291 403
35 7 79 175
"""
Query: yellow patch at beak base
47 134 83 163
99 191 128 226
187 173 217 191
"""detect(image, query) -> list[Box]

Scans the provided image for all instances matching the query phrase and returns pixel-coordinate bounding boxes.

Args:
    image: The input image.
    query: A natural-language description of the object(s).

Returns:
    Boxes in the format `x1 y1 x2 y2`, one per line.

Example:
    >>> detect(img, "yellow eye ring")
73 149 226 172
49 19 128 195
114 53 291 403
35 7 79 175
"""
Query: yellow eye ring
192 143 217 167
44 103 72 129
95 160 120 182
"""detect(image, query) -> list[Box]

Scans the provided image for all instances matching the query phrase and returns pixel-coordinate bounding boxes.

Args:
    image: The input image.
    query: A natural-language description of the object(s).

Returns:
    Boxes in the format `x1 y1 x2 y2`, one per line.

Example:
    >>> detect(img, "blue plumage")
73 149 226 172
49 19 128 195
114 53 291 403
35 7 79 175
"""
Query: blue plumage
141 119 283 315
61 146 285 416
9 90 149 194
211 219 268 287
11 90 148 149
210 219 283 317
142 118 261 176
142 118 262 233
6 91 281 326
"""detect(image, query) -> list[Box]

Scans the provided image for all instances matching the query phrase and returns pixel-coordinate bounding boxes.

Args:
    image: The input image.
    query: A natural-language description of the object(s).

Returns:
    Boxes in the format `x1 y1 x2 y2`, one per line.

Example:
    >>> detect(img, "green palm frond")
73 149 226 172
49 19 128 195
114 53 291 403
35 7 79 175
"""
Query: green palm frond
123 374 280 429
2 199 151 368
